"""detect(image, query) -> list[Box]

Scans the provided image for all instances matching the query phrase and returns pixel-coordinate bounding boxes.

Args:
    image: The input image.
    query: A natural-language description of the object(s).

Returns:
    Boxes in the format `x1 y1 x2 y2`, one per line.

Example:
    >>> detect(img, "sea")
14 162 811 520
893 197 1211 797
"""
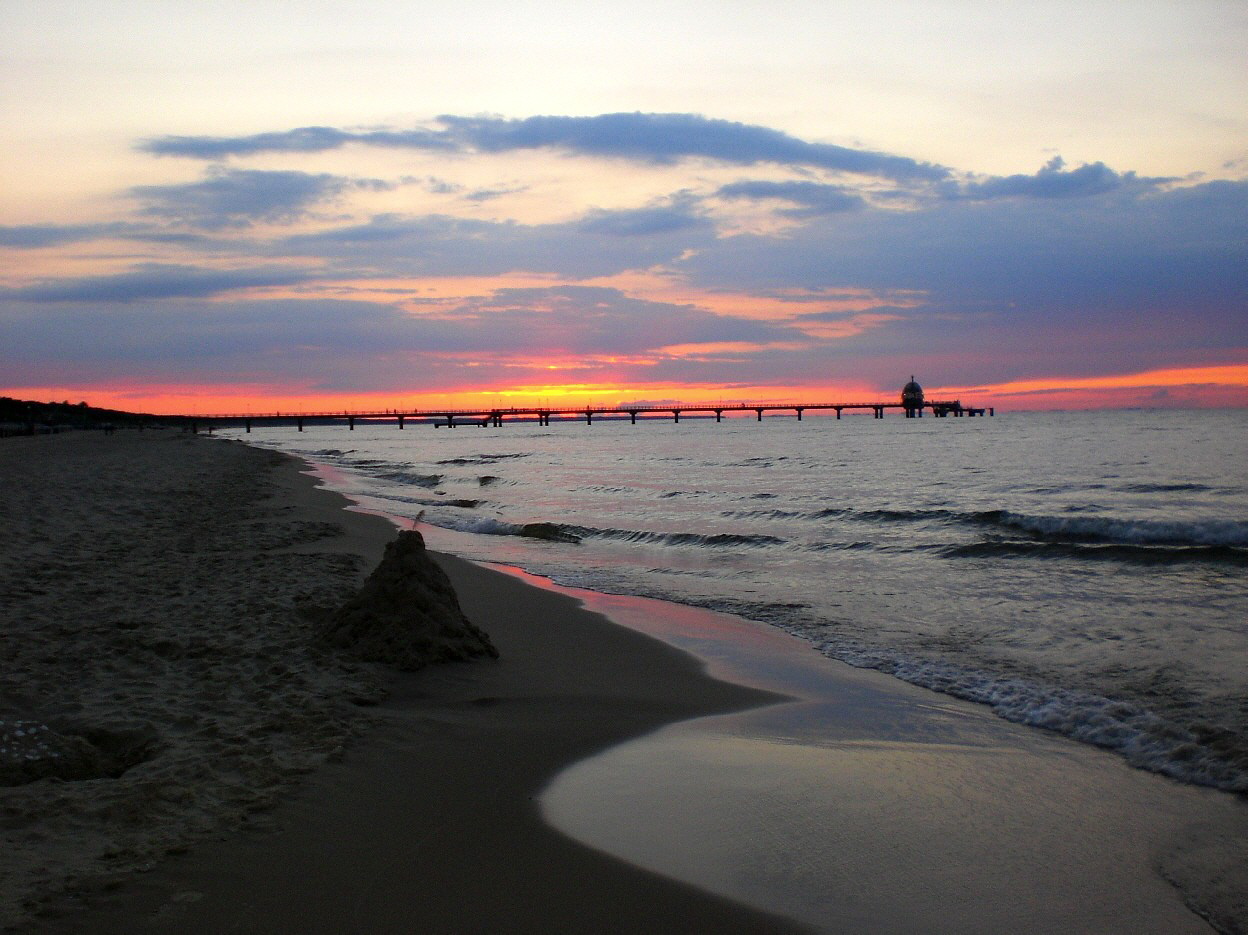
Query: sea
220 407 1248 793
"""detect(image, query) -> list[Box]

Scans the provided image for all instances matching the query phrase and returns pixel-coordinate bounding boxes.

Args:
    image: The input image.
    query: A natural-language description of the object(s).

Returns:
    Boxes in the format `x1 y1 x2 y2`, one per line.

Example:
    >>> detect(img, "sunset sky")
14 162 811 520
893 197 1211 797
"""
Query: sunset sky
3 0 1246 413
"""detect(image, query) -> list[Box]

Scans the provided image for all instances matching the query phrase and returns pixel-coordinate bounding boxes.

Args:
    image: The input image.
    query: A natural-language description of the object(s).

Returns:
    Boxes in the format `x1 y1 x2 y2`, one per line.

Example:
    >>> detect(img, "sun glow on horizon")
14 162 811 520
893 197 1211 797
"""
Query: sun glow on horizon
9 361 1247 417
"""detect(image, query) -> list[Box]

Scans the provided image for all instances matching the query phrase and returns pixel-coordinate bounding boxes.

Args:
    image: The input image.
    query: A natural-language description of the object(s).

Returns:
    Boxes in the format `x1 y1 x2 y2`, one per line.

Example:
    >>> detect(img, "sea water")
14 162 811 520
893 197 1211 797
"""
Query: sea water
222 408 1248 791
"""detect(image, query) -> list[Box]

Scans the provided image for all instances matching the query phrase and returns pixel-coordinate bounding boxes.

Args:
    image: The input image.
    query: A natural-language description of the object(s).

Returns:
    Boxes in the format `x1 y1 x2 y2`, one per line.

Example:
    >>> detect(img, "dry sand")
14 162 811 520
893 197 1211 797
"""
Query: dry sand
0 430 394 929
1 430 806 934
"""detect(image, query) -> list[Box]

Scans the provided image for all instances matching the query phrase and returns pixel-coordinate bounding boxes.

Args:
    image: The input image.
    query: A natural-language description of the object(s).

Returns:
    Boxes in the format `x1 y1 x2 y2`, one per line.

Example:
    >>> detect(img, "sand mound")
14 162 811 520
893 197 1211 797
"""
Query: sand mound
321 530 498 670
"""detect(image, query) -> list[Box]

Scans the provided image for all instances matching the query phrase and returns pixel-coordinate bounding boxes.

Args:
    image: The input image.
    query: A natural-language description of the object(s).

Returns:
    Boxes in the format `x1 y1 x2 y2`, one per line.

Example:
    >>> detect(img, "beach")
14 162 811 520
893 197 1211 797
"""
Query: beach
1 431 804 933
3 429 1246 933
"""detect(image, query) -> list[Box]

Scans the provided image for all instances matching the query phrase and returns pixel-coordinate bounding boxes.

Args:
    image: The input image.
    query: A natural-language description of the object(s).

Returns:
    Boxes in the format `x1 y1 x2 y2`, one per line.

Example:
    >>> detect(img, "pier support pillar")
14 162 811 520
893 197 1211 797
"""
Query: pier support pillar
795 408 803 421
245 419 251 433
398 414 404 429
673 411 680 424
756 408 763 421
835 408 842 420
629 411 637 424
297 418 303 432
349 415 355 430
585 410 593 425
715 410 722 422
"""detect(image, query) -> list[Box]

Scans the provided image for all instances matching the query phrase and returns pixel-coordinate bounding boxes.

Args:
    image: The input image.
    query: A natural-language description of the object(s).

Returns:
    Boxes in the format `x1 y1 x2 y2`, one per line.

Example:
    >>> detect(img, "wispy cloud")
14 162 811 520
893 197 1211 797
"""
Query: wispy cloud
717 180 866 216
131 167 391 229
140 113 951 183
0 222 139 248
4 264 318 302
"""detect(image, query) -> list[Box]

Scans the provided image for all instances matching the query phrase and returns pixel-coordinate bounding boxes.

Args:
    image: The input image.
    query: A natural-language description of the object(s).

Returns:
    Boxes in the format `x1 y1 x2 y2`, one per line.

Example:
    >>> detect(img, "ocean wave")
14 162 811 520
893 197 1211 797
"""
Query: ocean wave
847 508 959 524
806 540 877 552
721 508 810 520
1117 482 1216 493
436 453 531 465
576 526 786 548
972 510 1248 547
833 505 1248 549
427 515 580 543
944 541 1248 565
422 514 785 550
817 645 1248 793
377 470 443 488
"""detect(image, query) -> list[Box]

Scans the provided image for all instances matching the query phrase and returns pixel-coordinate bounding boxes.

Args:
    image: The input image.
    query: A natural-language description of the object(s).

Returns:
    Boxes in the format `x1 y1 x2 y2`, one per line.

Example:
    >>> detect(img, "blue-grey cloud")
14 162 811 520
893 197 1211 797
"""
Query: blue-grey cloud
678 177 1248 381
437 114 950 182
140 125 455 159
0 222 142 248
4 264 317 303
953 156 1168 200
576 200 710 236
0 287 796 390
131 167 387 229
464 185 527 202
277 209 720 279
717 180 866 216
139 113 951 183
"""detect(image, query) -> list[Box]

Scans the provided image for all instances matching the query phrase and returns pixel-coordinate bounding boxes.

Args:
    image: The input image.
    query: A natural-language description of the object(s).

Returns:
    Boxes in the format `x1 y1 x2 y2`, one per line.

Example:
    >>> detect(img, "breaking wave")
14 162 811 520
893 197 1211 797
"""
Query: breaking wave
944 541 1248 565
377 470 443 488
814 643 1248 794
971 510 1248 547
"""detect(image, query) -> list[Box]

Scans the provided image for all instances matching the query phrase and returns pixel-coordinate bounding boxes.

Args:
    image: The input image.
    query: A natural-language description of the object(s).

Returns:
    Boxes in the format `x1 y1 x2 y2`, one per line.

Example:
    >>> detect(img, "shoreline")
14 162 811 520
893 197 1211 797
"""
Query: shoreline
5 431 1247 933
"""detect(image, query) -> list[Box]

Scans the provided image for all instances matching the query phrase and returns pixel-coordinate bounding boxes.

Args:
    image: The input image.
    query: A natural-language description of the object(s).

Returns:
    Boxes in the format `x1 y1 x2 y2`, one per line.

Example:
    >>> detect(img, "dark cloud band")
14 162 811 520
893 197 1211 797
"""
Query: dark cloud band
140 113 951 183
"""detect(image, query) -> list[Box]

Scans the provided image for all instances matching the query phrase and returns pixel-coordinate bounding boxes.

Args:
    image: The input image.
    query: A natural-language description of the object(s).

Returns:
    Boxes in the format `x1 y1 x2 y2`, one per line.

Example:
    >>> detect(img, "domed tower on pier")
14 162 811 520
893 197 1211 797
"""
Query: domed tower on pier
901 376 924 417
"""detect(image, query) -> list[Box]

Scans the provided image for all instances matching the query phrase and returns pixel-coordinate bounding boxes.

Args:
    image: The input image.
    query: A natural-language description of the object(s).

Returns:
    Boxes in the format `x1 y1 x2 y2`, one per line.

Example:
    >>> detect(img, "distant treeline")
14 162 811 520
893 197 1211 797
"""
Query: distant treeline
0 397 167 436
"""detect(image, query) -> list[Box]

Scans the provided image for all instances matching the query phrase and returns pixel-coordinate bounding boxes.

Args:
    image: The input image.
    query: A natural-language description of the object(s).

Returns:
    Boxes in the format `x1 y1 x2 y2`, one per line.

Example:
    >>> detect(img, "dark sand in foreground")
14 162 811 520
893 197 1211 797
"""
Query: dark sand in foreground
3 431 806 934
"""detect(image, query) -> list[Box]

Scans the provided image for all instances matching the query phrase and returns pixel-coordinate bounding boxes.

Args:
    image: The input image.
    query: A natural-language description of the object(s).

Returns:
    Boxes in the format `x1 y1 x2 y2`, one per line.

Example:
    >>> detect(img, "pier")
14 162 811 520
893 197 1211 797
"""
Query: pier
188 397 992 433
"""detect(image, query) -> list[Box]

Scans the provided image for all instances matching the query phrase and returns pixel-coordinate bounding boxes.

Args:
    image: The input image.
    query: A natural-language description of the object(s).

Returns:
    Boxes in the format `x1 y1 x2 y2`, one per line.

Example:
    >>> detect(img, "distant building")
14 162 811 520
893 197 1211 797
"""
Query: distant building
901 376 924 417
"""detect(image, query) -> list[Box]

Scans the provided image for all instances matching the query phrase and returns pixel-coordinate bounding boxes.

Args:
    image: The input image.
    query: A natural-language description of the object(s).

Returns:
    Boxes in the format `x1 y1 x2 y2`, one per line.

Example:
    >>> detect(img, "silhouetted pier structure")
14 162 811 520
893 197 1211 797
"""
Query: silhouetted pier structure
180 379 991 434
190 397 992 433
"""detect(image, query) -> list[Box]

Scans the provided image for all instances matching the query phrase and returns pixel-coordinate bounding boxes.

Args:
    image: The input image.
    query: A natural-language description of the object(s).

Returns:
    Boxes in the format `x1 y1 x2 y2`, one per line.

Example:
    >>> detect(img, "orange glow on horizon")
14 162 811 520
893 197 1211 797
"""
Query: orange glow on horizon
7 362 1246 416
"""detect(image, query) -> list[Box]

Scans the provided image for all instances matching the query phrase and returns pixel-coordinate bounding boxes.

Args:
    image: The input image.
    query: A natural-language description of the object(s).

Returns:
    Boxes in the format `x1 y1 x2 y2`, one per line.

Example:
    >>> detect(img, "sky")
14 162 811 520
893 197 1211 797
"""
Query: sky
2 0 1246 413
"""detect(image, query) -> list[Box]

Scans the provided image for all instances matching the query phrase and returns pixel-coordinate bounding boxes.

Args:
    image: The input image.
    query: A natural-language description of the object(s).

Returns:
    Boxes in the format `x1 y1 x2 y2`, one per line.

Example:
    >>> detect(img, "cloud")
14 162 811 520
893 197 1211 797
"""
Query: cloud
0 223 138 248
139 113 951 182
437 114 950 182
677 177 1248 381
130 167 383 228
140 125 455 159
953 156 1167 200
277 209 720 279
4 264 317 302
717 180 866 216
576 198 710 236
0 287 802 391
